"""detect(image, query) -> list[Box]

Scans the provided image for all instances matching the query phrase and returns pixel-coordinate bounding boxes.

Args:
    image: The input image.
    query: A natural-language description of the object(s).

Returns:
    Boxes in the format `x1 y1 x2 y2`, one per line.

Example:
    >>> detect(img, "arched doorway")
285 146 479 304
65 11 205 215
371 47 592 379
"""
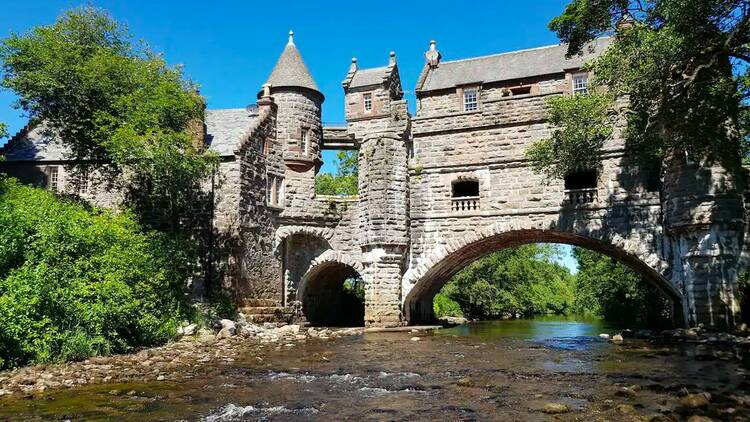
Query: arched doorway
403 229 685 326
299 259 365 326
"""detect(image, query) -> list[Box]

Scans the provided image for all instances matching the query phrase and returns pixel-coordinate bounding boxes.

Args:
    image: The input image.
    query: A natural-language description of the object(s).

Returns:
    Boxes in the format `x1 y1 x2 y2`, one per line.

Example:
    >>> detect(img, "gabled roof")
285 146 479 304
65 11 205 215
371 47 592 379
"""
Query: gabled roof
264 32 321 95
2 123 68 162
1 108 259 162
348 66 389 89
204 108 258 157
418 37 613 93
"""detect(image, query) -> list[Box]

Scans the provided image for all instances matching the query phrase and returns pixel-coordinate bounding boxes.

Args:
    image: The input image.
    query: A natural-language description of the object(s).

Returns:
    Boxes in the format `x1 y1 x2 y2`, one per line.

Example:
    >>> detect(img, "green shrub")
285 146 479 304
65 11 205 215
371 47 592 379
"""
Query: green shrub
0 178 189 369
433 293 463 318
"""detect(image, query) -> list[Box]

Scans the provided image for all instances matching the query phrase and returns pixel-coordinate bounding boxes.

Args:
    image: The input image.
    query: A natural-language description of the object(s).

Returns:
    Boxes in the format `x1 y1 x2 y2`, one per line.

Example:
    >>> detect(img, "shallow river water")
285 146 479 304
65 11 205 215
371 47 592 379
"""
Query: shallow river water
1 316 749 421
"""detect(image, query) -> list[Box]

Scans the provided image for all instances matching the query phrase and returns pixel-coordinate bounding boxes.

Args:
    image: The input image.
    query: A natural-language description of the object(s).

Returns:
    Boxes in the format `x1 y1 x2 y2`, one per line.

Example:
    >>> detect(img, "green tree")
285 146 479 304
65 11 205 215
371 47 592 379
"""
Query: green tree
443 244 576 320
315 150 358 196
0 178 188 369
572 247 671 326
0 7 215 233
528 0 749 176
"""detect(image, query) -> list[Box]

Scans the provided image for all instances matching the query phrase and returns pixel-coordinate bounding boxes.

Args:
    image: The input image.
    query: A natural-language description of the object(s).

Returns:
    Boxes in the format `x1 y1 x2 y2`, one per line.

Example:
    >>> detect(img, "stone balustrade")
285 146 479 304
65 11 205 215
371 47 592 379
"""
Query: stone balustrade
451 196 480 212
565 188 597 205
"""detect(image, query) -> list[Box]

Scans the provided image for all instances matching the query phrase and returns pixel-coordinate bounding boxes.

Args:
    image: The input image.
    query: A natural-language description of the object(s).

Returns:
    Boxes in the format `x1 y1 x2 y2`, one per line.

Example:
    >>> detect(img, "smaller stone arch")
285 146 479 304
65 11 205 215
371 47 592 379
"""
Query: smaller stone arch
298 251 365 326
274 225 335 250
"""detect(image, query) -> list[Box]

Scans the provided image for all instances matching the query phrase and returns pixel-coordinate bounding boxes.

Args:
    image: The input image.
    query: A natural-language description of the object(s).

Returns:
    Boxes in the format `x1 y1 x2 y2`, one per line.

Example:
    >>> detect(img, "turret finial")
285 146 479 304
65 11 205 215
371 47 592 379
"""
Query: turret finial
288 30 294 45
349 57 358 73
389 51 396 66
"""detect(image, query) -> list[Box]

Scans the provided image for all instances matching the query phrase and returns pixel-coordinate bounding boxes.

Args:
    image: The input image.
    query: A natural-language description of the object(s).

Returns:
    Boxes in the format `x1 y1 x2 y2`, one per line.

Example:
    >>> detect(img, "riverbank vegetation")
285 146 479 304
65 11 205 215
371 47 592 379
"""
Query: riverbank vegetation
434 244 672 328
0 8 223 369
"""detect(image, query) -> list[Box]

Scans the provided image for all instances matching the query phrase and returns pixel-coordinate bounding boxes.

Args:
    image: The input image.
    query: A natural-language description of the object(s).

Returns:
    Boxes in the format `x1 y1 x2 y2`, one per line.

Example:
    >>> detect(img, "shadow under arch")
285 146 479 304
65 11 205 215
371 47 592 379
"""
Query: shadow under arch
403 229 686 327
298 254 365 327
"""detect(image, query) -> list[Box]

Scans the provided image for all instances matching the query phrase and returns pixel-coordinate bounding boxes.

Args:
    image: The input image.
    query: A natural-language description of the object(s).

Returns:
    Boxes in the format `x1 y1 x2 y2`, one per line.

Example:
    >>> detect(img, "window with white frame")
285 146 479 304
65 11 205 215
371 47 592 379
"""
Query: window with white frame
463 87 478 111
78 167 89 194
48 166 59 192
572 74 589 94
363 93 373 112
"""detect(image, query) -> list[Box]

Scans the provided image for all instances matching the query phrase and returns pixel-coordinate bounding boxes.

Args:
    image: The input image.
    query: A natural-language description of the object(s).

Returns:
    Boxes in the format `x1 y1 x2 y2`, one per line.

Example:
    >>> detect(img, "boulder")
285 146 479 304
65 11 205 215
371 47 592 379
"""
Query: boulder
182 324 197 336
680 393 711 409
542 403 570 414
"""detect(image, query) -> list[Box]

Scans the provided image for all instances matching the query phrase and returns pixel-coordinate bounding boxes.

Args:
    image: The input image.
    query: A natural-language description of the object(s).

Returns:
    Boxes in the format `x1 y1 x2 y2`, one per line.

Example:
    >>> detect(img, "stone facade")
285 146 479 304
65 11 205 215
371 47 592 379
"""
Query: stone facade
1 34 746 328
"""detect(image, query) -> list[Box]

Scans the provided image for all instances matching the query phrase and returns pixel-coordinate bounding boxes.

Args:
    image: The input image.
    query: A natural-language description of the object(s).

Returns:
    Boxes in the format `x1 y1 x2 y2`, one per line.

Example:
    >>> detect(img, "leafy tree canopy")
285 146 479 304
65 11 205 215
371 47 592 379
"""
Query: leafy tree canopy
0 7 215 232
315 150 358 196
529 0 750 177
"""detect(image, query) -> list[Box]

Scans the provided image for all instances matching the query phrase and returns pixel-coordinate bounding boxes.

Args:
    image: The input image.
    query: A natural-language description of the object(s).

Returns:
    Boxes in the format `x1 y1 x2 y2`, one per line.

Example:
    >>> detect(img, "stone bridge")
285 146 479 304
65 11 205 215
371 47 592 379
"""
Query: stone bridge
215 35 747 328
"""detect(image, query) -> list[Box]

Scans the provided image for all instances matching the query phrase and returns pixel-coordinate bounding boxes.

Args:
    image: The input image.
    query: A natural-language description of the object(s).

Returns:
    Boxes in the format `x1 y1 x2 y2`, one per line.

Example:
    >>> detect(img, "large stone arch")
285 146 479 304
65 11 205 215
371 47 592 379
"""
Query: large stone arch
274 225 334 250
298 250 365 326
402 221 686 326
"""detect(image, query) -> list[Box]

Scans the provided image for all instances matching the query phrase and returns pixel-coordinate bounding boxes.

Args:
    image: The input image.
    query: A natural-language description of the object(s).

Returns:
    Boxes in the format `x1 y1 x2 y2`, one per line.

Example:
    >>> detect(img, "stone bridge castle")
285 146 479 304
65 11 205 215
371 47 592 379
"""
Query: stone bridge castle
2 32 747 328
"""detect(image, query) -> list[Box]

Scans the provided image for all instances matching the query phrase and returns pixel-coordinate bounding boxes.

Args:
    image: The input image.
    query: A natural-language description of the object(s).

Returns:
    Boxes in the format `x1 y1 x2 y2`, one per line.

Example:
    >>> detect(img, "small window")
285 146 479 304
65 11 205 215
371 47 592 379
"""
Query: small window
564 170 597 190
510 86 531 96
363 93 373 112
303 129 311 155
48 166 59 192
572 74 588 95
463 88 478 111
77 167 89 194
267 175 285 207
452 180 479 197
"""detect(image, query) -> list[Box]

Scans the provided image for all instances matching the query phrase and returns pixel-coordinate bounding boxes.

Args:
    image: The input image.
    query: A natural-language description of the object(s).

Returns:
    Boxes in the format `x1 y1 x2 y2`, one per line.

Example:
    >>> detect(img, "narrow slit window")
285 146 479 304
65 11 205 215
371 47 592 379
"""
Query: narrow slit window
363 93 373 112
452 180 479 197
572 74 588 95
78 167 89 194
463 88 478 111
303 129 311 155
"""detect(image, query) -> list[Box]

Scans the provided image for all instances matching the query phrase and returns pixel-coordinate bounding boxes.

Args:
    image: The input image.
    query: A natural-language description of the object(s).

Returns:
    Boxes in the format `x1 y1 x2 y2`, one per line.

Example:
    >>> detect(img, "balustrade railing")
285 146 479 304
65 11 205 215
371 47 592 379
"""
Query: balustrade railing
451 196 480 212
565 188 597 205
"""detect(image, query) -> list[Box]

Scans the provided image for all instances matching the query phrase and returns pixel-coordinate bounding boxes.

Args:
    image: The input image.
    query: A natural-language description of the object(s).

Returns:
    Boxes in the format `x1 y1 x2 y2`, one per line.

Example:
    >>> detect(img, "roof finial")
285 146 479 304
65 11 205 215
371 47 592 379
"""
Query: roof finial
389 51 396 66
288 30 294 45
349 57 358 73
425 40 441 68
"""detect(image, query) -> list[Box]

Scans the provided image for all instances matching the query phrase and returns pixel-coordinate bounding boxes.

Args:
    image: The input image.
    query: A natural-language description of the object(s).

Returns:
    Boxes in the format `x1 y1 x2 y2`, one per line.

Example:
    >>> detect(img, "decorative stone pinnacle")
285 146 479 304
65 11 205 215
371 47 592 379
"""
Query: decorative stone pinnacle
288 30 294 45
389 51 396 66
425 40 441 67
262 83 272 98
349 57 358 73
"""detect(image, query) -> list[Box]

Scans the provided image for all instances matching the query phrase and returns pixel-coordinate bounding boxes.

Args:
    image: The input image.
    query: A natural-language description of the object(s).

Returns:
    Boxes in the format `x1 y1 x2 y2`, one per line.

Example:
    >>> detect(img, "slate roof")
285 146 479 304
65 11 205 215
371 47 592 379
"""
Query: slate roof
349 66 389 89
419 37 613 92
1 108 258 161
265 35 321 94
205 108 258 157
2 124 69 162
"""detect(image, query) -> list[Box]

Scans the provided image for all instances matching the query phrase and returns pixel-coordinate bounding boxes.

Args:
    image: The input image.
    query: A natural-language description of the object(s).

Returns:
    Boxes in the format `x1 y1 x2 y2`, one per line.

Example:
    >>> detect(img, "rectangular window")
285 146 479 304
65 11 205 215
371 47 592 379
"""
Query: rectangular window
276 177 284 206
48 166 59 192
463 88 478 111
302 129 310 155
78 167 89 194
363 93 372 112
573 74 588 94
266 175 285 207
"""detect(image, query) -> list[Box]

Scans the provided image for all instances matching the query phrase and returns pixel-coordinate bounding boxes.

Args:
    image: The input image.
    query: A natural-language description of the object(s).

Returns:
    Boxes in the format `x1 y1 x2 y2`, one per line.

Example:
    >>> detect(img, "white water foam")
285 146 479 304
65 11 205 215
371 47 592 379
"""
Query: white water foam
203 404 318 421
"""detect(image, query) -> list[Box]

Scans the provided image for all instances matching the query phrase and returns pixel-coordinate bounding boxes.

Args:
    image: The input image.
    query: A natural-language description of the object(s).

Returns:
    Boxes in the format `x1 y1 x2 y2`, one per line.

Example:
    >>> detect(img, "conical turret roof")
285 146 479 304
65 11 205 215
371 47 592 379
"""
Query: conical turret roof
264 31 321 95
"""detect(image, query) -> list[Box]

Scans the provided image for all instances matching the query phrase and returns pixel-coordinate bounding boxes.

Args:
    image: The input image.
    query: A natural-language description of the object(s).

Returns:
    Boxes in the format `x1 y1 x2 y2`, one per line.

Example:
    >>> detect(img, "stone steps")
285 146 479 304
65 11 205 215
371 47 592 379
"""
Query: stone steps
239 306 299 324
241 299 280 307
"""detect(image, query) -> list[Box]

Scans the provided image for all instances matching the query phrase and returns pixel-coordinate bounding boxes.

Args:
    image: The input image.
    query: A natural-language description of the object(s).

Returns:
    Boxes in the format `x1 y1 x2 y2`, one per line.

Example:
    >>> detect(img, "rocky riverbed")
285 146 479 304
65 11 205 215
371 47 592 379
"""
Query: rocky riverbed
0 319 362 397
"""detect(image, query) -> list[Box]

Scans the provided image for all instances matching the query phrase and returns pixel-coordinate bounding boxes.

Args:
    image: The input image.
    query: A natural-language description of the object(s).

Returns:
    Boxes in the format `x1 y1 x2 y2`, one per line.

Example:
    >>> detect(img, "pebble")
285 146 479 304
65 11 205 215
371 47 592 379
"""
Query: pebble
680 393 711 409
410 336 421 341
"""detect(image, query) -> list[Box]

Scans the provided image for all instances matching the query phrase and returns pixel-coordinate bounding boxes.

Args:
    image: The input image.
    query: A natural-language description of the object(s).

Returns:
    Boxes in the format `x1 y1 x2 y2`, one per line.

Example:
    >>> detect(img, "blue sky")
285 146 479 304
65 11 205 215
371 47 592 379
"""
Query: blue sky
0 0 578 272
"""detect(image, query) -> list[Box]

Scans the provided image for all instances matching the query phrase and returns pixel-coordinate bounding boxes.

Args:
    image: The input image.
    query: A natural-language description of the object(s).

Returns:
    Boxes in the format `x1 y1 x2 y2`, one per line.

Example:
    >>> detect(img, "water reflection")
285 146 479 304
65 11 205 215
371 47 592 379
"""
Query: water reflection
439 315 620 341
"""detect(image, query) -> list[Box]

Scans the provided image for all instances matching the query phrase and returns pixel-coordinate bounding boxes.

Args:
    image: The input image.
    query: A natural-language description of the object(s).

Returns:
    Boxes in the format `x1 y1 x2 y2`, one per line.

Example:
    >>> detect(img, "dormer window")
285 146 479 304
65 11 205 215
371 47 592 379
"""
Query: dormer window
363 93 373 112
463 88 478 111
572 74 588 95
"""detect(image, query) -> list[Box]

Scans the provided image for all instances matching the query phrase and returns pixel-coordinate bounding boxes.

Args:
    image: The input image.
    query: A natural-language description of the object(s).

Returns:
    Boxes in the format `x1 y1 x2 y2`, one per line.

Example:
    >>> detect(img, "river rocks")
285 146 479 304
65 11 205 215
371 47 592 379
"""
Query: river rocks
611 334 624 342
182 324 197 336
615 404 636 414
0 323 365 397
680 393 711 409
615 385 640 398
599 333 610 340
410 336 421 341
457 377 473 387
686 416 713 422
542 403 570 414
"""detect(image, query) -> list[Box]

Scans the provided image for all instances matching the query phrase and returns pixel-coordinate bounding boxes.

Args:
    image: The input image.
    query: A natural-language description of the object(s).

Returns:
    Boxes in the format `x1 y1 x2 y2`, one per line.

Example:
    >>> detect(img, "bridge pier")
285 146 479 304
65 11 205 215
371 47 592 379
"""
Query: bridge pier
361 246 406 327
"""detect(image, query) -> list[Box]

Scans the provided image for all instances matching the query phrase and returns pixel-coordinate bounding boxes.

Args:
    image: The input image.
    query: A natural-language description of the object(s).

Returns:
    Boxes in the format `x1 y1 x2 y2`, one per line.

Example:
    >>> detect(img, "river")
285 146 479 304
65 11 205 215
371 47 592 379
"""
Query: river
1 316 748 421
